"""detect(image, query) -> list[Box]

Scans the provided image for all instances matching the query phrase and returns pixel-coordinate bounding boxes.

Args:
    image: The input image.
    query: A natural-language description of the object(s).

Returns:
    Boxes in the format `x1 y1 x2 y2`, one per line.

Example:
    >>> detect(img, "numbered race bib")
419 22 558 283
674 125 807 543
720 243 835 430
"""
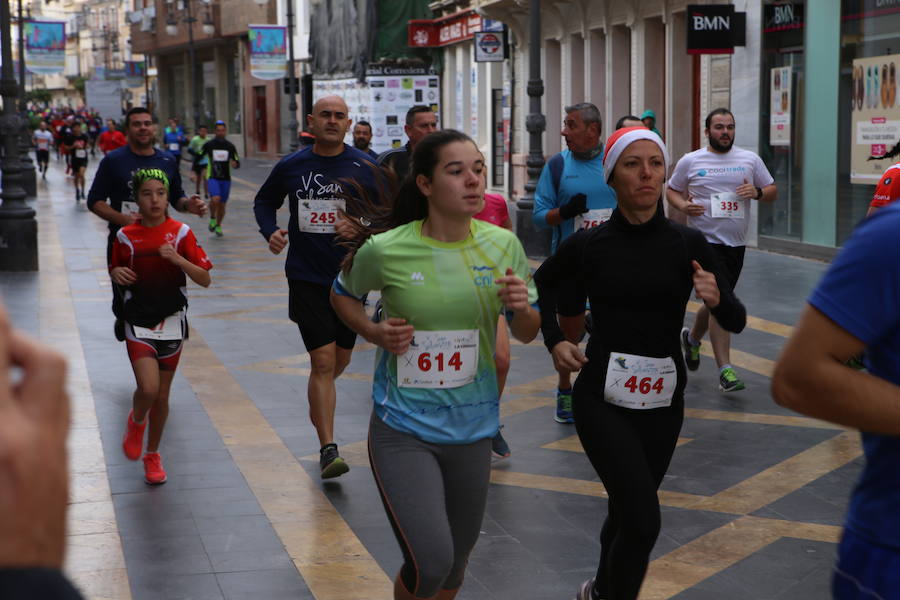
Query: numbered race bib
74 149 87 159
298 199 345 233
212 149 229 162
169 142 180 151
604 352 677 410
710 192 745 219
132 311 184 341
397 329 479 389
577 208 613 230
37 141 49 150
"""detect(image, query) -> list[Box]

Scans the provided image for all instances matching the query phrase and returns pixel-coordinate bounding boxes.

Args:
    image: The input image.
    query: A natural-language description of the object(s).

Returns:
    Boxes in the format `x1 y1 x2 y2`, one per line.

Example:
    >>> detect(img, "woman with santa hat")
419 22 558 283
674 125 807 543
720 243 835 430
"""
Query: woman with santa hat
534 127 747 600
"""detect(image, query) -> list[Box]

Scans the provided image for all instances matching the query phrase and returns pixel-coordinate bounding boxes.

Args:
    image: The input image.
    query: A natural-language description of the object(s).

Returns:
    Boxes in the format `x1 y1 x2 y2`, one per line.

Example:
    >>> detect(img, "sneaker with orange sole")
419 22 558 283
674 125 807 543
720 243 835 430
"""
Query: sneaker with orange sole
122 410 147 461
143 452 167 485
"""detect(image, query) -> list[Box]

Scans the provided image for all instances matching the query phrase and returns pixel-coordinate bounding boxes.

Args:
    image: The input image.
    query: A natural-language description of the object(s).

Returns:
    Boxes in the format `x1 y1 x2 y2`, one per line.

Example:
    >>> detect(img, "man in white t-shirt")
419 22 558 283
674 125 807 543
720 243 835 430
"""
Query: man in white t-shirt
667 108 777 392
33 122 54 179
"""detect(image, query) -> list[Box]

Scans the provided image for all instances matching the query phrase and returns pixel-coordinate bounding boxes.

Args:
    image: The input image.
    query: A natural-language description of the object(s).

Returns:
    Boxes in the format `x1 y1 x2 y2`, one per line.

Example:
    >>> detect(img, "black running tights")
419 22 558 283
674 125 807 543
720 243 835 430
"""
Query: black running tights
573 383 684 600
368 413 492 598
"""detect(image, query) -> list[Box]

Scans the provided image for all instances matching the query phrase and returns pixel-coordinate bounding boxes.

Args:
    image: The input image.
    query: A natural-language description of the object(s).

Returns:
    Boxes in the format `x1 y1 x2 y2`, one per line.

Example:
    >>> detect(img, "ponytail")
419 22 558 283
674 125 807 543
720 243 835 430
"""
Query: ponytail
339 129 476 273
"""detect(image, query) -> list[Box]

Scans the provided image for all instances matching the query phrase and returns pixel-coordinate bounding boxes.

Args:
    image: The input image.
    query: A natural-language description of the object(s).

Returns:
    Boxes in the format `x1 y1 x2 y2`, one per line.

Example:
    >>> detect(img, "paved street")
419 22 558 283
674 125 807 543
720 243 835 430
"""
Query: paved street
4 155 860 600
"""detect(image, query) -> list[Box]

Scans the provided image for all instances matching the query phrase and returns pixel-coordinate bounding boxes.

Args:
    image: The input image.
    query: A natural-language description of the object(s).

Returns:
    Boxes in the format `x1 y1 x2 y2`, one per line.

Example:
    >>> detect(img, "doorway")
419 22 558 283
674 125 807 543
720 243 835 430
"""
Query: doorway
254 86 268 153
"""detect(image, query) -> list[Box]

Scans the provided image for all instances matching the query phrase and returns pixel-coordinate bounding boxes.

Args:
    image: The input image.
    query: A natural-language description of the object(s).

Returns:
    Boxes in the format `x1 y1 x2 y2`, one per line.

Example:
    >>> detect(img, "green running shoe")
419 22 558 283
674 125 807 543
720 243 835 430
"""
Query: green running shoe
719 367 746 392
214 225 223 237
208 218 217 232
555 389 574 424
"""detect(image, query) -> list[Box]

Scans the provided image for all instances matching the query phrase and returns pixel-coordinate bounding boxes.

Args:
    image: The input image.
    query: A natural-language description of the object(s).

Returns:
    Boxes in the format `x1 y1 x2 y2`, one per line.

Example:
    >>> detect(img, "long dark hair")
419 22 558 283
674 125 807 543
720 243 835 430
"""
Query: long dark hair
340 129 477 272
869 139 900 161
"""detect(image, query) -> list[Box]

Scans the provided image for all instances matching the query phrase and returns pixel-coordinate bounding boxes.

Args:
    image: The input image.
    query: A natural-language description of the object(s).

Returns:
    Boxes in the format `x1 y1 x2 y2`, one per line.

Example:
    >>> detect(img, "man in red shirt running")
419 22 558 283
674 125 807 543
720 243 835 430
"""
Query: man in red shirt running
98 120 127 155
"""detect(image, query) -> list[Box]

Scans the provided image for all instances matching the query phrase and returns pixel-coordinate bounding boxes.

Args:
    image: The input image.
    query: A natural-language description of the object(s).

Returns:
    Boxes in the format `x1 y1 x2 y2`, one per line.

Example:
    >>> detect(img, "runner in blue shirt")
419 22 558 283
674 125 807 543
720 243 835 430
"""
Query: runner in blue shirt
162 117 186 170
87 107 207 340
254 94 379 479
532 102 618 425
774 202 900 600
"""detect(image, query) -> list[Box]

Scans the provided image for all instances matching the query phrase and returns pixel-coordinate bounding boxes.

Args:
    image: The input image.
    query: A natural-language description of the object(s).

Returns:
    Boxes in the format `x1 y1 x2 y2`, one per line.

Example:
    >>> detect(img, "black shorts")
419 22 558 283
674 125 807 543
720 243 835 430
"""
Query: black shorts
557 277 588 317
708 243 745 290
36 149 49 162
192 161 206 174
288 279 357 351
71 159 88 171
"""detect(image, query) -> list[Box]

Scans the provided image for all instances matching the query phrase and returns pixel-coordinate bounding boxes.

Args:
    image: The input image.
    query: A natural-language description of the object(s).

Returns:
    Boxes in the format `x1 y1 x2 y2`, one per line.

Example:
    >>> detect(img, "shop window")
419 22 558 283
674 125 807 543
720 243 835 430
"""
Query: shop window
759 0 804 241
838 1 900 244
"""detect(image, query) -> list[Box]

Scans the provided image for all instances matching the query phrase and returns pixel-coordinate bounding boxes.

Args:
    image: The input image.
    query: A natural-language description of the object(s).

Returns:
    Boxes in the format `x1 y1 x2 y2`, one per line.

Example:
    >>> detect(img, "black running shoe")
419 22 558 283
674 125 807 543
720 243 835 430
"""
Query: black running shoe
319 443 349 479
681 327 700 371
114 318 126 342
491 428 511 459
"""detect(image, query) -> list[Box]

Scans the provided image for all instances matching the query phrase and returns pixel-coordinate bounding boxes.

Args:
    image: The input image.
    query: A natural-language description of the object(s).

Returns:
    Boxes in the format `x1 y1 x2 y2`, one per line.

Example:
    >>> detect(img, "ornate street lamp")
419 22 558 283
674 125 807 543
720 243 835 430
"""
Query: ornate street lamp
0 0 38 270
15 0 36 197
515 0 551 258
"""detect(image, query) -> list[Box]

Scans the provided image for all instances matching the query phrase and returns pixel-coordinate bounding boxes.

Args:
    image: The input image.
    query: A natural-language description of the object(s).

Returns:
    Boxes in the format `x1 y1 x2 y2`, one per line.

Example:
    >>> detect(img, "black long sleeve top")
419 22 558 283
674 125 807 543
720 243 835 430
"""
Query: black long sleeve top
0 568 84 599
534 208 747 401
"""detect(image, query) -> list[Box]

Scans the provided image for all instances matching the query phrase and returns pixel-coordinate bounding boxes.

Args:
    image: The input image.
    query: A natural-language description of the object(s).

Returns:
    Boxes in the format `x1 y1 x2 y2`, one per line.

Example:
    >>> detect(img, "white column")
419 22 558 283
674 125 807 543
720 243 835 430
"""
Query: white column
587 29 607 128
630 20 643 115
566 32 585 105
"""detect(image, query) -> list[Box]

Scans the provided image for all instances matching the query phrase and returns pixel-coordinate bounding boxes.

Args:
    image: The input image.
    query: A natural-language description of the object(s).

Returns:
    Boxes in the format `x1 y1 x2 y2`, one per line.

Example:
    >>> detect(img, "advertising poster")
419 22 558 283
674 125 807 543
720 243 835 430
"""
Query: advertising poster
248 25 287 80
125 61 146 87
770 66 791 146
24 20 65 75
851 53 900 184
313 67 440 156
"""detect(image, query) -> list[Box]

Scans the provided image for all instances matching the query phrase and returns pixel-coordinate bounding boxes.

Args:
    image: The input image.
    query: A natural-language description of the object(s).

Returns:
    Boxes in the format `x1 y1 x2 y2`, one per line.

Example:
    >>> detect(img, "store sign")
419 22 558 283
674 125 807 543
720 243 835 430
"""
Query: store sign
850 53 900 184
843 0 900 20
686 4 746 54
408 10 484 48
770 66 792 146
474 31 506 62
763 2 804 32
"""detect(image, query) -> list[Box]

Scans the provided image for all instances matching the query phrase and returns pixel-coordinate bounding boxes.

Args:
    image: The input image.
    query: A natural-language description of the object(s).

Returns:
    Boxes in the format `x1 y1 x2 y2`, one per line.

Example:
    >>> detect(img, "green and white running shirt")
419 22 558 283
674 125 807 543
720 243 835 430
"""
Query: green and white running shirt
334 219 537 444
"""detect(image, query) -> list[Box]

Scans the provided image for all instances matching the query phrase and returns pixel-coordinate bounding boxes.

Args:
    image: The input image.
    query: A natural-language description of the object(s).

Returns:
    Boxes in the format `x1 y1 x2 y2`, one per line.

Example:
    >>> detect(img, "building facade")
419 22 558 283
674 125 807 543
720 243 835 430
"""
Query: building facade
423 0 753 237
129 0 310 157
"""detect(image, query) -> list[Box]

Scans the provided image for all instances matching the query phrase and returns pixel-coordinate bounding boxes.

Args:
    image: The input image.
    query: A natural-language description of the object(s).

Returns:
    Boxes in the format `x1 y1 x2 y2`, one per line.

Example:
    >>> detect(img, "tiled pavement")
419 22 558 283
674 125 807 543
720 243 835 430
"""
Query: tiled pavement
2 155 860 599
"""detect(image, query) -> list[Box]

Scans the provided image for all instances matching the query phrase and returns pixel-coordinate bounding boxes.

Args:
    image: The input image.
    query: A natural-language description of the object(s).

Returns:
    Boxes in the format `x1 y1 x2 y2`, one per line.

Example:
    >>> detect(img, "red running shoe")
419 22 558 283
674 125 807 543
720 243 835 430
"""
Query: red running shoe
122 410 147 461
143 452 167 485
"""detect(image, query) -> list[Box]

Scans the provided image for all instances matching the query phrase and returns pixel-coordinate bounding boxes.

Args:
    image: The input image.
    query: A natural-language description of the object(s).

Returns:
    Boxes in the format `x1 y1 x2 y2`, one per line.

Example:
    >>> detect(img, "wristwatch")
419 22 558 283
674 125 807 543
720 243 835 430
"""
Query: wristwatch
755 186 763 200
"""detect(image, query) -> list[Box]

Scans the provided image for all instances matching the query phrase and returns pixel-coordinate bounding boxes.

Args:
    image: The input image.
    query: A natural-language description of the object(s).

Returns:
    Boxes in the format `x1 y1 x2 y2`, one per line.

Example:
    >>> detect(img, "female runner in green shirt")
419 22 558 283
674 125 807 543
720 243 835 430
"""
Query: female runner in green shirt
331 129 540 599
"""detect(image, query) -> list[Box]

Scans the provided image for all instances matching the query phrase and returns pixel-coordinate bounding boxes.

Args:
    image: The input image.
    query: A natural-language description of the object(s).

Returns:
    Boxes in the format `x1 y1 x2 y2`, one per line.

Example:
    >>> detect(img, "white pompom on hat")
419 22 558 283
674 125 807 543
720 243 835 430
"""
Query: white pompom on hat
602 126 670 183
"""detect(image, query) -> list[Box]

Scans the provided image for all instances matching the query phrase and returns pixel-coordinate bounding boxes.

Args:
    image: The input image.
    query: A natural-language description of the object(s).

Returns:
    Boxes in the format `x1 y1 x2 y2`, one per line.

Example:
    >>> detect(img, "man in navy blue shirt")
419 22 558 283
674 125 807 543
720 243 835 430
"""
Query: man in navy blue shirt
254 95 378 480
87 107 207 339
774 203 900 599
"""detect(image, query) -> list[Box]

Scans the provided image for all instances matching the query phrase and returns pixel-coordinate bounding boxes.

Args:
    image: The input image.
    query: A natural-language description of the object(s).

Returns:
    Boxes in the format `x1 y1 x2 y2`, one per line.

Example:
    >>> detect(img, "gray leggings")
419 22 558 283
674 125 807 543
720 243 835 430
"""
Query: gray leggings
368 413 492 598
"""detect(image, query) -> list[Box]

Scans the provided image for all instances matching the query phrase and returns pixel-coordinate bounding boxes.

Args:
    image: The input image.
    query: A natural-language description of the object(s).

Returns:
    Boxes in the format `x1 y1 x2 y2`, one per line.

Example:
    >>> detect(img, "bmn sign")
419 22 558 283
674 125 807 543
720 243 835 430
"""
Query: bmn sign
687 4 746 54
